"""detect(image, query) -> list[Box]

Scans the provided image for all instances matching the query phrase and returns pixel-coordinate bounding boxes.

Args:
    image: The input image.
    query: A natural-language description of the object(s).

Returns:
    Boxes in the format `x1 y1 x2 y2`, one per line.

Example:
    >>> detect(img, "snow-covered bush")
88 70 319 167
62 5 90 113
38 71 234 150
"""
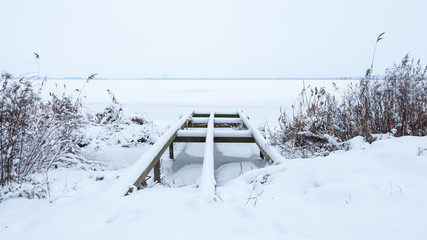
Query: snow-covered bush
81 90 153 160
0 74 103 200
83 105 153 156
349 54 427 138
270 84 348 158
95 104 123 124
272 54 427 158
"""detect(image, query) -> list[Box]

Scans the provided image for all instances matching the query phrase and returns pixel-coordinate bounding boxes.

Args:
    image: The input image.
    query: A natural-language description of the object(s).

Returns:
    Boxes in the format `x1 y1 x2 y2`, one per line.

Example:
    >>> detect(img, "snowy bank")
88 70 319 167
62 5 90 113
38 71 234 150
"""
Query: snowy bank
0 136 426 240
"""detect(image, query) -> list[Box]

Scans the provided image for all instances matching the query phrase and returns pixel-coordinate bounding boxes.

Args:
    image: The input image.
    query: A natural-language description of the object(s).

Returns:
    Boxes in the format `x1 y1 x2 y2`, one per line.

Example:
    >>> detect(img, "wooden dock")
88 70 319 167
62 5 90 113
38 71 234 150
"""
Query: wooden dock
123 110 284 196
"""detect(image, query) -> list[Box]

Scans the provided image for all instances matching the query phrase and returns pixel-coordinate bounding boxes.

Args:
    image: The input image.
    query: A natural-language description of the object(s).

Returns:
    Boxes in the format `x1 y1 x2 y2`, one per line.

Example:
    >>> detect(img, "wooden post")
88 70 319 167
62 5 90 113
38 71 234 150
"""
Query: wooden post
154 160 161 183
169 143 174 159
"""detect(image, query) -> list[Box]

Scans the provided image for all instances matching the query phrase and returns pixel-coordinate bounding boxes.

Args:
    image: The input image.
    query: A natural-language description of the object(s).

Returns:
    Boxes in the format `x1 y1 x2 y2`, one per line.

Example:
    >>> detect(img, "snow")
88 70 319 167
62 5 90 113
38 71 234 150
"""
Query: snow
190 117 209 123
198 111 216 201
82 118 155 170
214 118 242 124
161 142 265 189
214 129 252 138
177 129 207 137
215 162 259 186
1 79 427 240
1 136 426 240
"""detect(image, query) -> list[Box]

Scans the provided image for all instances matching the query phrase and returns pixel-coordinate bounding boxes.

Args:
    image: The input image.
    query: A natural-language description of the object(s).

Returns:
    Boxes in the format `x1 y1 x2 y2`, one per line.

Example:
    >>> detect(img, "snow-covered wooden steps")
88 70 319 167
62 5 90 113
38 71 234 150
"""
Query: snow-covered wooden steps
188 116 243 128
191 117 242 124
193 112 240 118
175 129 254 143
122 110 283 196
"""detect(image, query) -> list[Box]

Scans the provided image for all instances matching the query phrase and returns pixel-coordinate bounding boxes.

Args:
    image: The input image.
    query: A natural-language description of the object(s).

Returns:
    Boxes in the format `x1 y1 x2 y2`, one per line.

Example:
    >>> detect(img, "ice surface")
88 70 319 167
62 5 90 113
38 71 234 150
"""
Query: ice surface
39 79 354 127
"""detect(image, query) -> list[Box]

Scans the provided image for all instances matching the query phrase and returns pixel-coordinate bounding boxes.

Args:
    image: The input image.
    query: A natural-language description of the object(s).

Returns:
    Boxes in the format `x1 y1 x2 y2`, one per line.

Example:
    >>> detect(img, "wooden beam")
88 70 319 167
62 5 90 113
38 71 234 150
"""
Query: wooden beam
154 160 161 182
257 142 273 164
215 137 255 143
214 114 239 118
187 123 243 128
177 129 252 137
175 136 206 142
133 132 178 188
174 136 255 143
169 143 174 159
191 117 242 124
193 113 239 118
125 111 194 194
238 111 284 164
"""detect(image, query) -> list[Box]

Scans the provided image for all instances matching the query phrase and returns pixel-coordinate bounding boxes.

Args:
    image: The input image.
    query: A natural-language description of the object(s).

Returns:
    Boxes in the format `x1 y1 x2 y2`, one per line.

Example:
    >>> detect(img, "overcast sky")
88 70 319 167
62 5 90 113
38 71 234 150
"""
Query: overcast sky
1 0 426 78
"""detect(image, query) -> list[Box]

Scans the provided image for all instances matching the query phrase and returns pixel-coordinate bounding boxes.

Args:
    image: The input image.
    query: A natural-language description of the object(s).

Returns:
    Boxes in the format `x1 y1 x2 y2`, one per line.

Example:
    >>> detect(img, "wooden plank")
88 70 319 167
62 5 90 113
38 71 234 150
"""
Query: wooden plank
177 129 252 137
192 114 210 117
188 123 243 128
191 117 242 124
175 136 206 142
174 136 255 143
214 113 239 118
214 137 255 143
189 117 243 128
194 111 238 116
193 113 239 118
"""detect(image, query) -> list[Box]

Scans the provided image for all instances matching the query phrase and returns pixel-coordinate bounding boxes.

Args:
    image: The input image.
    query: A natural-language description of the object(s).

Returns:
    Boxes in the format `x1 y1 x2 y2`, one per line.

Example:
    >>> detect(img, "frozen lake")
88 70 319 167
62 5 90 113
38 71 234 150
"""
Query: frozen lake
42 79 354 125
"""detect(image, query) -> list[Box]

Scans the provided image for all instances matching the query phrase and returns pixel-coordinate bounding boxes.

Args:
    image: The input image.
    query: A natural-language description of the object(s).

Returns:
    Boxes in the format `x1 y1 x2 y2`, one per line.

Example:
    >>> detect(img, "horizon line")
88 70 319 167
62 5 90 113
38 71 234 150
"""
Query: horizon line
40 76 363 80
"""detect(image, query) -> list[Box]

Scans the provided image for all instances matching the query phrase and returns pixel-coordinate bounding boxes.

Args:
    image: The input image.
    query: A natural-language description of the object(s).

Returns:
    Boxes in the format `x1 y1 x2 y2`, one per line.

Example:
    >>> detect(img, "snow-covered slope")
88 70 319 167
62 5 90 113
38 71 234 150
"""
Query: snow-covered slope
1 136 426 240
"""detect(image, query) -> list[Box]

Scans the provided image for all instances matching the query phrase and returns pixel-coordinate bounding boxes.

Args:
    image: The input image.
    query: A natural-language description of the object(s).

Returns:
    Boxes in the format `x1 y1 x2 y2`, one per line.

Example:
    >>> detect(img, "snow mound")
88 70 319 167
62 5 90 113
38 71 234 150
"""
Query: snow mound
215 162 259 186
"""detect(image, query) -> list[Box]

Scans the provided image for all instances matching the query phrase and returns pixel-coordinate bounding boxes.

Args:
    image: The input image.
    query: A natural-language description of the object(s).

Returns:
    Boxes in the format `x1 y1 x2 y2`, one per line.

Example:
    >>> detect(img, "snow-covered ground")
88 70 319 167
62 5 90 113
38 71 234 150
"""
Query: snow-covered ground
1 135 426 240
1 79 426 240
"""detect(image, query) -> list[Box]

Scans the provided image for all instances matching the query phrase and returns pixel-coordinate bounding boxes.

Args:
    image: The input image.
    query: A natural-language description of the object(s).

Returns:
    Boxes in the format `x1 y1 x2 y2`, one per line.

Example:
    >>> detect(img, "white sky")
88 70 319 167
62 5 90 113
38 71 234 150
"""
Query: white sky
1 0 426 78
